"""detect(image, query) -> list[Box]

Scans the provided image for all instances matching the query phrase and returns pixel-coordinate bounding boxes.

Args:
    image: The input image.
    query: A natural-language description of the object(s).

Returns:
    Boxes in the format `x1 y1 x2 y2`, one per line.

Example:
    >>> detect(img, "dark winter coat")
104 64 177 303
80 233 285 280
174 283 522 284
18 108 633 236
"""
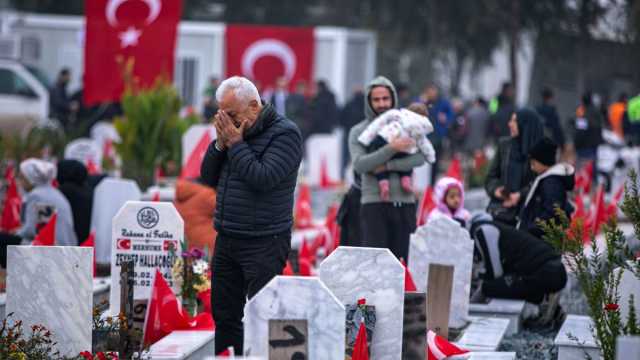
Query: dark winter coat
536 103 566 147
471 216 561 278
517 163 575 238
310 89 338 134
485 109 543 225
573 104 604 150
57 159 93 244
200 103 303 239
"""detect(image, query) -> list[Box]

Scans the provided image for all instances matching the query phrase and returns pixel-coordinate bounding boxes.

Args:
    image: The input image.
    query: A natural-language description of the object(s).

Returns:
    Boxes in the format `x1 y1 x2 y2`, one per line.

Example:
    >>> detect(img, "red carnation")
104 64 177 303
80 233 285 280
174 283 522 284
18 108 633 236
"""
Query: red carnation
604 303 619 311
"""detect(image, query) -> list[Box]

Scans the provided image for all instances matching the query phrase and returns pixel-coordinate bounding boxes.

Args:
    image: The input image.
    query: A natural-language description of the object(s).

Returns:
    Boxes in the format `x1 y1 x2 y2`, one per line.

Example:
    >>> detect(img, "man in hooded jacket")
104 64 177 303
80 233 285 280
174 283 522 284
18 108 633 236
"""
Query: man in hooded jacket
348 76 426 261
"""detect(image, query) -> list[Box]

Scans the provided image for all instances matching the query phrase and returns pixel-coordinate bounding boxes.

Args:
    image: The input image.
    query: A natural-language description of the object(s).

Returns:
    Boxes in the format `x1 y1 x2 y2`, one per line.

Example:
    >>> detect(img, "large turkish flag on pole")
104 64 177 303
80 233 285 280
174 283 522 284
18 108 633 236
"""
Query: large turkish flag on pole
84 0 183 105
225 25 314 92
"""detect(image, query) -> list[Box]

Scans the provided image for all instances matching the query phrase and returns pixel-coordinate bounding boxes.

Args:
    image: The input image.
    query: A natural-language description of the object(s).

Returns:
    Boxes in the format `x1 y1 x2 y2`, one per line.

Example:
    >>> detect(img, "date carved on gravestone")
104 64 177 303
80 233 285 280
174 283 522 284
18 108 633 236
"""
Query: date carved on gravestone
268 319 308 360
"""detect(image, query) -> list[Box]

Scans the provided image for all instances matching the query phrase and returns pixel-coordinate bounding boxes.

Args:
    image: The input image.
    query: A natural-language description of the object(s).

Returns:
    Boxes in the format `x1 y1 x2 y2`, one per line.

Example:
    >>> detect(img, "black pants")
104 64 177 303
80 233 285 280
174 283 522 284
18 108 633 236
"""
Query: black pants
482 258 567 304
338 186 362 247
211 233 290 355
360 202 416 261
369 136 411 181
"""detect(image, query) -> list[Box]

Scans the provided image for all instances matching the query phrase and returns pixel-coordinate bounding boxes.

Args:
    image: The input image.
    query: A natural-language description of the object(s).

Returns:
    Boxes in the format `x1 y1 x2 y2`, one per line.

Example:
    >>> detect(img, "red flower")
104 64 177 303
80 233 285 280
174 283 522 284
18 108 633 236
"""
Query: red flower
79 351 93 360
97 352 108 360
604 303 619 311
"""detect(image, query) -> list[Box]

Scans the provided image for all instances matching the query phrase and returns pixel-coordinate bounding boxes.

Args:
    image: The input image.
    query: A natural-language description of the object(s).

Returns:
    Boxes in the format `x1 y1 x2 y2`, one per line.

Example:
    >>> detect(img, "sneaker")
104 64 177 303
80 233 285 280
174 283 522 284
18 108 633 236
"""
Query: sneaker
379 180 390 201
401 175 413 193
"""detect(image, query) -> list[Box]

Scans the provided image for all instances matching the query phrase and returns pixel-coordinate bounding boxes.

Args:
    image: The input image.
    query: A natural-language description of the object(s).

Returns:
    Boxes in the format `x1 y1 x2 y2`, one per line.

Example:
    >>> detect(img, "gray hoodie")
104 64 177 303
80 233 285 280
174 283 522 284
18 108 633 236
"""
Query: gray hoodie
348 76 426 204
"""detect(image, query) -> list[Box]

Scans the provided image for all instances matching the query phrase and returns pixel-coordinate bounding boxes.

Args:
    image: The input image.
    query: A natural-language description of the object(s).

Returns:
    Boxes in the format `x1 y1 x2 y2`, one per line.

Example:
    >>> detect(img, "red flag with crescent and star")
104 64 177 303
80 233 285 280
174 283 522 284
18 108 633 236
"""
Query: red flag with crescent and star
84 0 183 105
225 25 314 92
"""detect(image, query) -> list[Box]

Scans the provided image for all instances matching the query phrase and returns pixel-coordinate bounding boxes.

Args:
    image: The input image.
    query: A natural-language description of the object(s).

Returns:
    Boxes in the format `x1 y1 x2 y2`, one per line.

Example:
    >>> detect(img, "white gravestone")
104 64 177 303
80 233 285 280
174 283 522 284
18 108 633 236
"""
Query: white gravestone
555 314 599 360
615 263 640 324
6 246 92 357
305 132 343 186
182 125 216 166
408 215 474 328
455 316 510 352
243 276 345 359
91 178 141 264
616 335 640 360
319 246 405 360
109 201 184 314
64 137 103 169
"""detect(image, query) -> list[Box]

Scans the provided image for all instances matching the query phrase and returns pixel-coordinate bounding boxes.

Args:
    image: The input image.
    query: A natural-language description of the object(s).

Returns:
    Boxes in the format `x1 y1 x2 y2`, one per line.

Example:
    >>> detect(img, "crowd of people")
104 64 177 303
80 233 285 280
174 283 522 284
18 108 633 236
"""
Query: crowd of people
4 69 639 355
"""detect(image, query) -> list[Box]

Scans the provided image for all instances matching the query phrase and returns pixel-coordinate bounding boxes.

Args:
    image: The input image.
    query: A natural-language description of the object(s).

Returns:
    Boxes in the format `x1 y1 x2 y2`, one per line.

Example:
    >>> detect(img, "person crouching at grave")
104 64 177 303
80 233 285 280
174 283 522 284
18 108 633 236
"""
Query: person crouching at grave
427 176 471 227
517 138 575 238
200 76 303 355
469 212 567 329
357 103 436 200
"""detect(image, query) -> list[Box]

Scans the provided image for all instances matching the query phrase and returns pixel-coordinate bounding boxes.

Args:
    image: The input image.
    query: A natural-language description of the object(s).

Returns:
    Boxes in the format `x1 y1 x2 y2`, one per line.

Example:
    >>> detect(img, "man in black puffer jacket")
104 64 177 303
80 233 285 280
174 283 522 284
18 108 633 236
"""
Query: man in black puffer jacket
200 76 302 355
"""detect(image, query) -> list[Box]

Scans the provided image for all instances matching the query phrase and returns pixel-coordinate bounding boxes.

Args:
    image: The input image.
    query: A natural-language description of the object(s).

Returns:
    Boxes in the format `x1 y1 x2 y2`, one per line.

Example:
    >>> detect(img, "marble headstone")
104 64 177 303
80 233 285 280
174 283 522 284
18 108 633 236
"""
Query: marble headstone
6 246 92 357
555 315 599 360
64 137 103 170
616 336 640 360
408 215 474 328
91 178 141 264
305 132 343 186
243 276 345 359
109 201 184 314
615 263 640 324
319 246 405 360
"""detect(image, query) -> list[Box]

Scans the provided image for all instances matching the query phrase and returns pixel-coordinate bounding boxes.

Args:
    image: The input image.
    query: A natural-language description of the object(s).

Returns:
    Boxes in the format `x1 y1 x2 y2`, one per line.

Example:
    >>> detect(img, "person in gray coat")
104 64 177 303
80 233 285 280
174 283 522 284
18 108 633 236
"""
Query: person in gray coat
16 158 77 246
348 76 426 261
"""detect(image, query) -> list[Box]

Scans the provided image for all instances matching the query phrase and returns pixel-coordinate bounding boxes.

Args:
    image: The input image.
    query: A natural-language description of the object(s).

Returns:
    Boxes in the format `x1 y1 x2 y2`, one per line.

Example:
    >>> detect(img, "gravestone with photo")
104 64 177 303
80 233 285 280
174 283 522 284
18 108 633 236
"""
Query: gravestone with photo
243 276 345 359
5 246 93 357
91 178 141 264
345 302 375 359
408 215 474 329
109 201 183 317
319 246 405 360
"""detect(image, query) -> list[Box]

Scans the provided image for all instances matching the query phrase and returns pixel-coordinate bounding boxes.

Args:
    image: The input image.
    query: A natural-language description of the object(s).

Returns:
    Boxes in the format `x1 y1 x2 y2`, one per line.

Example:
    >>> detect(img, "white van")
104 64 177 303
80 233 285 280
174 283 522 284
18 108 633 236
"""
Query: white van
0 59 50 135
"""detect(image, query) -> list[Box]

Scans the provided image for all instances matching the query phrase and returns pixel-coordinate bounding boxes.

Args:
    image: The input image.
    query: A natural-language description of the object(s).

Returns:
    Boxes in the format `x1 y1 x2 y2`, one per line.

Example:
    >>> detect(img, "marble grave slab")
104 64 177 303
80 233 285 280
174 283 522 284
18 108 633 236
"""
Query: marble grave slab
409 215 474 328
319 246 405 360
5 246 93 357
243 276 345 359
555 314 599 360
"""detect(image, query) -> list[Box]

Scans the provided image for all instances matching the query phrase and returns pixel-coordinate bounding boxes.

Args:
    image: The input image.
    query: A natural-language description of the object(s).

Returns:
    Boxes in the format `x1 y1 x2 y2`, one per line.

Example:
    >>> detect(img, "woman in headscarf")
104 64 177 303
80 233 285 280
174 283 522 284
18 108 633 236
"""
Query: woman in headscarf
485 109 544 225
16 158 77 246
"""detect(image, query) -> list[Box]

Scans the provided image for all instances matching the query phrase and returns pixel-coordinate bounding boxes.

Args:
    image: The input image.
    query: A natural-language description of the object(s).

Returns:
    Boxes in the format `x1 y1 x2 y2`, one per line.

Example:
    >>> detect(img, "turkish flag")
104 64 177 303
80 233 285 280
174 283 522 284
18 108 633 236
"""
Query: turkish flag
33 213 57 246
179 131 211 180
84 0 183 105
143 270 214 345
116 238 131 250
225 25 314 92
1 166 21 232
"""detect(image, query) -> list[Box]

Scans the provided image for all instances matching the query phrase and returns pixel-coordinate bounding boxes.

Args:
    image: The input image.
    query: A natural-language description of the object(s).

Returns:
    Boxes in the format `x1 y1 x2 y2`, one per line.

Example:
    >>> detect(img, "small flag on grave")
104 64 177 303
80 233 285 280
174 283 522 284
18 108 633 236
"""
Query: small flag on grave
1 166 21 232
426 330 469 360
33 213 57 246
352 319 370 360
400 259 417 292
143 270 214 345
295 183 313 229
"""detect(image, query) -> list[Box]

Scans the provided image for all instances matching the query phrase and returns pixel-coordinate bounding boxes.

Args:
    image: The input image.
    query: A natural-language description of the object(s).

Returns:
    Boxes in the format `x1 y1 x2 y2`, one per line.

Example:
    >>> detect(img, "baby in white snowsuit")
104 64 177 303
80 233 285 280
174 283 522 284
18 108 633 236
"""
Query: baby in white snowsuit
358 103 436 200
